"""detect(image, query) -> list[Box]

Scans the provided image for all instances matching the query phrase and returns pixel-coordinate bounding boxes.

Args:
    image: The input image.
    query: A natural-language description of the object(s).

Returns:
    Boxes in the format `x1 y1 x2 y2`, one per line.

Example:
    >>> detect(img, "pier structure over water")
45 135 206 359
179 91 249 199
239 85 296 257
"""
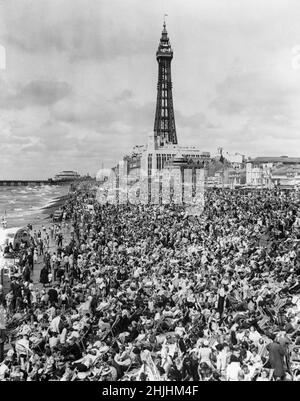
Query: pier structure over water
0 177 94 187
0 180 55 187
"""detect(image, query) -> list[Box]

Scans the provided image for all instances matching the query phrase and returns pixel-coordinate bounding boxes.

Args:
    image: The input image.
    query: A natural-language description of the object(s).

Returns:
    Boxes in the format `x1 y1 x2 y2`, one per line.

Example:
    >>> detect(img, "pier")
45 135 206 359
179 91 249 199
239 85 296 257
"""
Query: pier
0 180 54 187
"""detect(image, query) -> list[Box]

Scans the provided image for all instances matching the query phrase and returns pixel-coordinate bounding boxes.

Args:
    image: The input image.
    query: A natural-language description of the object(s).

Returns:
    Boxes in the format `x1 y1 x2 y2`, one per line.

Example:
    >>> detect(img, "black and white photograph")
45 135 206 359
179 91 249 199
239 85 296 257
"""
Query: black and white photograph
1 0 300 385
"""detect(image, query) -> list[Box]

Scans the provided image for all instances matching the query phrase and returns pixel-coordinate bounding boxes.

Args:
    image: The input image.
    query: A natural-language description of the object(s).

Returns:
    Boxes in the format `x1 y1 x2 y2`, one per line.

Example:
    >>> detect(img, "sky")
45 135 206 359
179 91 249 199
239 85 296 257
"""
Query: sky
1 0 300 179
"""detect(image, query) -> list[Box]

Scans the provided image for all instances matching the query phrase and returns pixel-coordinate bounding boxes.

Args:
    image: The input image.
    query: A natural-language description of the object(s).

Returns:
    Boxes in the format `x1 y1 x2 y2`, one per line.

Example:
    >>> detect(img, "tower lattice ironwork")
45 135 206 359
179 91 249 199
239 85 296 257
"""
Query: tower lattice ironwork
153 22 178 147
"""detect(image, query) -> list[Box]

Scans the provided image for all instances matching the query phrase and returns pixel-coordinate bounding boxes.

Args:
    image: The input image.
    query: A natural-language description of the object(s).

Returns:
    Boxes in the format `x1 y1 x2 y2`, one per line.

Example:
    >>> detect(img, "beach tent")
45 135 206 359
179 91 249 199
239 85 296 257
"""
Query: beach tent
13 228 31 249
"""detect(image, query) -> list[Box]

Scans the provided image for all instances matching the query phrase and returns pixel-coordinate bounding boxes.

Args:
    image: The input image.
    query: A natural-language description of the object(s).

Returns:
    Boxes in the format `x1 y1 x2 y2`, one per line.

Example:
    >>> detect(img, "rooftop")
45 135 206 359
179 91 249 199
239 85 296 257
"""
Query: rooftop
272 165 300 176
250 156 300 164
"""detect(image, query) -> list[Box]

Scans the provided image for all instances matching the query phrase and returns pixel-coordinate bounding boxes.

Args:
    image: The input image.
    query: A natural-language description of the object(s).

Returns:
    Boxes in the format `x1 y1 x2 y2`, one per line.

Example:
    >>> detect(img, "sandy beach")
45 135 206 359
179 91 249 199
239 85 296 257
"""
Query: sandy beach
0 192 72 289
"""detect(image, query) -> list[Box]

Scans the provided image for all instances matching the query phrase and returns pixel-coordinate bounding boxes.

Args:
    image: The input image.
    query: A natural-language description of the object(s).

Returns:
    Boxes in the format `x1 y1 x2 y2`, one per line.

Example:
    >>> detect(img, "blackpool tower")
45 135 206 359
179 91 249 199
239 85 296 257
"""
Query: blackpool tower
153 21 178 147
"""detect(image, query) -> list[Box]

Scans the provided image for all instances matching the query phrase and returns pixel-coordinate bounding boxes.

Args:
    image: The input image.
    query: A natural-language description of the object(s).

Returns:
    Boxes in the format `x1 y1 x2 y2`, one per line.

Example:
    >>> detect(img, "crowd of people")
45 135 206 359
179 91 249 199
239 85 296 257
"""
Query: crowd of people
1 187 300 381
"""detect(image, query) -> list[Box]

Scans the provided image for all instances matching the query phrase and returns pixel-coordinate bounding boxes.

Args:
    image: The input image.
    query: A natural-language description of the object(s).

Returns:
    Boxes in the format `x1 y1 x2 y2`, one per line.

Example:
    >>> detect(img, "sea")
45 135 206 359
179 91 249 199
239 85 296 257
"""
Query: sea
0 185 69 268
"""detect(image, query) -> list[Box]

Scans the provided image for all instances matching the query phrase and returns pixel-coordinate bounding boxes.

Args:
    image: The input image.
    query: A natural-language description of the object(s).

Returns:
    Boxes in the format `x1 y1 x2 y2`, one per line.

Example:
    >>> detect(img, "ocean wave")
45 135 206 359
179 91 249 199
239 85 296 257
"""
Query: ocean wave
10 209 40 217
29 205 41 210
0 185 68 228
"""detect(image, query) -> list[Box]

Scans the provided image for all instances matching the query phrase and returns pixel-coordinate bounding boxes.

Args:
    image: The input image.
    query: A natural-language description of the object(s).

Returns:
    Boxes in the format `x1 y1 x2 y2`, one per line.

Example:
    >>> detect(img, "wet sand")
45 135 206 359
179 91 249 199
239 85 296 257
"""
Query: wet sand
41 194 70 218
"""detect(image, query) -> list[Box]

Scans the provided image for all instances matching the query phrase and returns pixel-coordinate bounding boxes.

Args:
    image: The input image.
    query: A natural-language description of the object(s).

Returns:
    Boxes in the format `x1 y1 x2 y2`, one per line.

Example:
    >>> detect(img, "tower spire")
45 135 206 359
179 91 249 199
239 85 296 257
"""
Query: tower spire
153 19 177 147
163 13 168 31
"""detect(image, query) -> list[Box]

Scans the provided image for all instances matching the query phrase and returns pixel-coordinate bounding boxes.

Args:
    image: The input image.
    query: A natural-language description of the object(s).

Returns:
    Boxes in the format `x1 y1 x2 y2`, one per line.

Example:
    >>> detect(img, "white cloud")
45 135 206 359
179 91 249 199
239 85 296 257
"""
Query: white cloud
1 0 300 178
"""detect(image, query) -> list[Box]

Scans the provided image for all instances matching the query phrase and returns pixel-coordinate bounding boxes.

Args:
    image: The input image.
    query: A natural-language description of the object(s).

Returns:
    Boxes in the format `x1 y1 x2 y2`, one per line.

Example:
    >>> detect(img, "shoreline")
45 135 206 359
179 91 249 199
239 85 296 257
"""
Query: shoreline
41 194 70 218
1 185 71 230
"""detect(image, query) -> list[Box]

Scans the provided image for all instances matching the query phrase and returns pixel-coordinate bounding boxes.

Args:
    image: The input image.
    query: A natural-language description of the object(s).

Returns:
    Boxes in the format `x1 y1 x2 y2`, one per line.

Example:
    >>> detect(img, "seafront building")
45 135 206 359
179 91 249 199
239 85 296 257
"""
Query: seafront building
53 171 81 183
246 157 300 188
204 155 300 189
271 165 300 189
